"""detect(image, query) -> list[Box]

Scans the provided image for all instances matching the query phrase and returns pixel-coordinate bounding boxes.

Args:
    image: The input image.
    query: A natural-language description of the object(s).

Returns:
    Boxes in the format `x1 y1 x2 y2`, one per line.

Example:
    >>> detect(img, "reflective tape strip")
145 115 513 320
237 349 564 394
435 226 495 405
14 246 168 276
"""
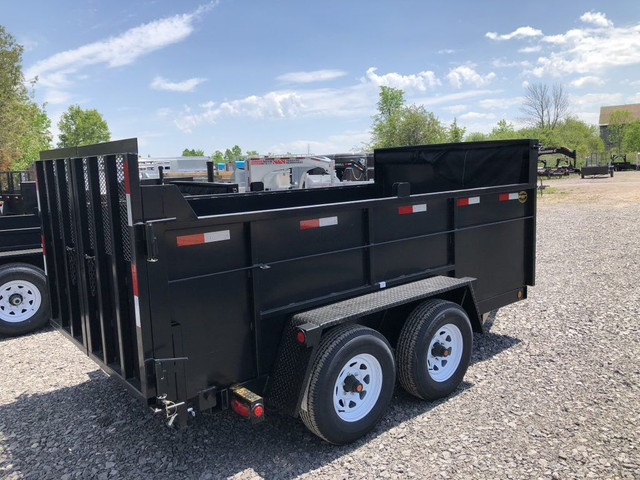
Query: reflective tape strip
499 192 519 201
176 230 231 247
131 264 141 328
124 161 133 226
457 196 480 206
398 203 427 215
300 216 338 230
133 296 141 328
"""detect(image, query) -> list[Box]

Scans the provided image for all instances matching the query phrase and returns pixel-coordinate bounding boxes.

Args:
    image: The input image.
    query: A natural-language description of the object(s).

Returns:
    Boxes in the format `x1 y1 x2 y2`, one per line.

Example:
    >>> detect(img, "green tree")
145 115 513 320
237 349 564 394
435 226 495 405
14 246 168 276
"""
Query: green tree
0 26 51 169
622 120 640 153
223 148 233 162
464 132 488 142
181 148 204 156
376 86 405 119
607 110 633 153
211 150 224 163
447 118 466 143
370 87 445 148
57 104 111 147
14 103 52 170
488 119 517 140
231 145 242 159
245 150 259 156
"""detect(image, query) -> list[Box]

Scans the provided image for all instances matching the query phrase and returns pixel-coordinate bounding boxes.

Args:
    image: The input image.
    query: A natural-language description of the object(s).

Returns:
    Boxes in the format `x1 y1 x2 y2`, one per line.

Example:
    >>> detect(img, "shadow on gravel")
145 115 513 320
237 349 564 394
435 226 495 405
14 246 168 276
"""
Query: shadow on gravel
0 324 54 343
0 332 520 479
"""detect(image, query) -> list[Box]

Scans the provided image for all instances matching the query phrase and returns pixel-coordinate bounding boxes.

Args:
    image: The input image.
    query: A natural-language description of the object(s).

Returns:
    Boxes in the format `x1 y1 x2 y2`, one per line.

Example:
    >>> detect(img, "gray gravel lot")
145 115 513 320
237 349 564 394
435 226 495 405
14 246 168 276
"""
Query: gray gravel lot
1 174 639 480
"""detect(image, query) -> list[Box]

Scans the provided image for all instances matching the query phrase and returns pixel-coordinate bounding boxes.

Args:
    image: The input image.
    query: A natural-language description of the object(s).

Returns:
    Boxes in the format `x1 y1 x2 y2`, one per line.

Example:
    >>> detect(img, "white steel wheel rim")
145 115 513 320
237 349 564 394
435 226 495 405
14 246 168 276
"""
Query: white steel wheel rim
0 280 42 323
333 353 383 422
427 323 463 382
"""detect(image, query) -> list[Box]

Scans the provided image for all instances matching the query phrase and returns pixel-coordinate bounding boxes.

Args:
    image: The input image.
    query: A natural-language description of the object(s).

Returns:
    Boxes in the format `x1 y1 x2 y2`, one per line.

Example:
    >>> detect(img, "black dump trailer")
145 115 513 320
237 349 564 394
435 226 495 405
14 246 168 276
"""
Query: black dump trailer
0 171 50 336
36 138 537 444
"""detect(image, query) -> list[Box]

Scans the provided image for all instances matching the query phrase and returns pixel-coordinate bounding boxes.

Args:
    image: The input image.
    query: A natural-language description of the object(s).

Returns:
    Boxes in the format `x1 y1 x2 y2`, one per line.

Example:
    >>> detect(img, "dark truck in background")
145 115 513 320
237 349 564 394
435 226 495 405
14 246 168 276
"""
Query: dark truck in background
0 170 50 336
35 138 537 444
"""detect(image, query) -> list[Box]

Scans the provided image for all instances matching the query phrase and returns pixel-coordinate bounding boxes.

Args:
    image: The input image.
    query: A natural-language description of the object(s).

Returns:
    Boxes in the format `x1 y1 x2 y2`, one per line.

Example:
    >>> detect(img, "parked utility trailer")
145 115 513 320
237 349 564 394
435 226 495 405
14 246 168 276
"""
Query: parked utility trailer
0 172 50 336
36 138 537 444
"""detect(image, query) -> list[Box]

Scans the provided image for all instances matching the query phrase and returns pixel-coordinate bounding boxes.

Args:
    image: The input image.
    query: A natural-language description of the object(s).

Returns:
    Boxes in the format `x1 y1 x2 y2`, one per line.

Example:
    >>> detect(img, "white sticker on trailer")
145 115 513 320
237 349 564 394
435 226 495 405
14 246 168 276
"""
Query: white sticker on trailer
468 197 480 205
134 295 141 328
204 230 231 243
318 216 338 227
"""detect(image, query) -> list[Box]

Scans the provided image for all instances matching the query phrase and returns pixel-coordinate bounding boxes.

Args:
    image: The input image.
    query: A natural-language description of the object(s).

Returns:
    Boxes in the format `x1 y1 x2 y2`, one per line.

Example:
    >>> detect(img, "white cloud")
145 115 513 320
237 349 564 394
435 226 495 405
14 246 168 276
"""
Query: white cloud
570 76 605 88
438 49 456 54
44 89 72 105
519 45 542 53
444 104 468 114
25 3 217 102
529 19 640 77
268 130 371 155
175 91 305 132
415 89 497 106
277 69 347 83
364 67 441 91
150 76 206 92
491 59 531 68
570 92 624 109
459 111 497 121
447 65 496 88
478 97 523 109
580 11 613 28
626 93 640 103
486 26 543 41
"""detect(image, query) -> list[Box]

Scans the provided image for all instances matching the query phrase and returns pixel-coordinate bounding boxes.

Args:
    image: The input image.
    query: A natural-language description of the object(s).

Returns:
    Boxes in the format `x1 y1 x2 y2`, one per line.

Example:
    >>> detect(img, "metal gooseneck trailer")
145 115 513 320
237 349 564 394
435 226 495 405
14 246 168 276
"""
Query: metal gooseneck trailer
35 138 537 444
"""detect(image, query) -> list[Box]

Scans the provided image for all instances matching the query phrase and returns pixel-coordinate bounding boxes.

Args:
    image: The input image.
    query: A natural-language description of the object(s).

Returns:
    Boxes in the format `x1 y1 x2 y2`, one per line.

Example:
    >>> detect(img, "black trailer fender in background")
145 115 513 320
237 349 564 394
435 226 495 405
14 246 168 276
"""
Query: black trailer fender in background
266 275 481 417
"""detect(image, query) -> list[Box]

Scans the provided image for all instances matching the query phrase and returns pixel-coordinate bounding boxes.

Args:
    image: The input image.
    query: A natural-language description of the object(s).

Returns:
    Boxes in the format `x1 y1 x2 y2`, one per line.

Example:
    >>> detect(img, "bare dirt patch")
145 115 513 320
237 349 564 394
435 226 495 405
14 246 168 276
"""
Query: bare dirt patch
538 170 640 206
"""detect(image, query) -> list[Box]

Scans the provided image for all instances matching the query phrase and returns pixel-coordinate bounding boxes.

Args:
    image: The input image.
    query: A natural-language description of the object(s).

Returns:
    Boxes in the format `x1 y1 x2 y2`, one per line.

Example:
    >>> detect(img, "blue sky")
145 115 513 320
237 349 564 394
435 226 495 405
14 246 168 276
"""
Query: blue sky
5 0 640 156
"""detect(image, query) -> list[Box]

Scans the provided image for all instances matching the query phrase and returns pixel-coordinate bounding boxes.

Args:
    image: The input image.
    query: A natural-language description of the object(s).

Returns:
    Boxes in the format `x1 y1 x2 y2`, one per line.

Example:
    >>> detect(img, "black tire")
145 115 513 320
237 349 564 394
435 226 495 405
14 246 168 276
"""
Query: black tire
581 173 585 179
300 324 395 444
397 299 472 401
0 263 50 336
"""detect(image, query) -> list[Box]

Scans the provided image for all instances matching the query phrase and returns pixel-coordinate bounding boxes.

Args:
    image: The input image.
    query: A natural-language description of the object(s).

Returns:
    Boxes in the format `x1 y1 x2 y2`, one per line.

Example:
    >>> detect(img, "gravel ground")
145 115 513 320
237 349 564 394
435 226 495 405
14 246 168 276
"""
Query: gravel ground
1 173 639 480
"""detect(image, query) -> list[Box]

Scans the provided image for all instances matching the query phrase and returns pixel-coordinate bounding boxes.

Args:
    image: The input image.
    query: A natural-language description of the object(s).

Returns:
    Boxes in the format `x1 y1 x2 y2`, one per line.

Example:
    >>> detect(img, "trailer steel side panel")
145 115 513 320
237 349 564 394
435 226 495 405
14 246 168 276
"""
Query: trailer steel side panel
37 138 537 416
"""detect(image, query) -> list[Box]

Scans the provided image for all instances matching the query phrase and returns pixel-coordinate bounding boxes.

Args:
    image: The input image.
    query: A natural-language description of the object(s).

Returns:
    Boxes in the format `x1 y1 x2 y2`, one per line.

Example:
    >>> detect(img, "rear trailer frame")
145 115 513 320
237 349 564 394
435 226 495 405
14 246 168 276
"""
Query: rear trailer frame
36 138 537 429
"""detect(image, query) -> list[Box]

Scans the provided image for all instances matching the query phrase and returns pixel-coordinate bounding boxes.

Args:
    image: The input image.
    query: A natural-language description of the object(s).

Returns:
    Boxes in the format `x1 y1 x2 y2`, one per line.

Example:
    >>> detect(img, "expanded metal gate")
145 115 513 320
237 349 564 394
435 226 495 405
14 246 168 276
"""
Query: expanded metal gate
36 146 145 395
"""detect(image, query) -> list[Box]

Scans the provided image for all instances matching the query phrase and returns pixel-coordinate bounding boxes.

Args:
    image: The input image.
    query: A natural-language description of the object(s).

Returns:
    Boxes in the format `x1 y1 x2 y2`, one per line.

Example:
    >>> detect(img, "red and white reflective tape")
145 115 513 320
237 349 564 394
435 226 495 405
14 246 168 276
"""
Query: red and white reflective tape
176 230 231 247
123 160 133 226
398 203 427 215
131 264 141 328
300 216 338 230
457 196 480 206
499 192 519 202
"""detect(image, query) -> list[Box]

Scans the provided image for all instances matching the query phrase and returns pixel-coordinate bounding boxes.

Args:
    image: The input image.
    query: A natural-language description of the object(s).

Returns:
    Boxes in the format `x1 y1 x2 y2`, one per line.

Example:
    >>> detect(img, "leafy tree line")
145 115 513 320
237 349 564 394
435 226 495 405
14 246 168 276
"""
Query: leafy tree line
370 86 465 148
182 145 259 163
367 84 627 164
0 26 51 170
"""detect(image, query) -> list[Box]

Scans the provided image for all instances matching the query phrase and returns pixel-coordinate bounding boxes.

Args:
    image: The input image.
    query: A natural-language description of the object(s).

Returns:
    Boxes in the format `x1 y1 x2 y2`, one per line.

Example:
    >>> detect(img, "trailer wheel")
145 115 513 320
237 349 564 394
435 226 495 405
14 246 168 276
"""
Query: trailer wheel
397 299 472 401
300 325 395 444
0 264 50 336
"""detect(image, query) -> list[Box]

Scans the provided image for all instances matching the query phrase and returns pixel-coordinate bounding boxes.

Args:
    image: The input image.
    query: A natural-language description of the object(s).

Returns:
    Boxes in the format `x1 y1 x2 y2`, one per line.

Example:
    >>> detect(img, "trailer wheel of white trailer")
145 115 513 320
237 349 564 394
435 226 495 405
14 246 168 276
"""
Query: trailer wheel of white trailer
397 299 472 401
0 263 50 336
300 324 396 444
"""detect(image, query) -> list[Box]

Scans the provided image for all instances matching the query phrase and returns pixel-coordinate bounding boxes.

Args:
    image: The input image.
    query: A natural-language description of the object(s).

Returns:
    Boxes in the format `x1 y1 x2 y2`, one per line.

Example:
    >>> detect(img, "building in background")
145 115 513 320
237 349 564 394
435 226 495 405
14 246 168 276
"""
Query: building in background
599 103 640 149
